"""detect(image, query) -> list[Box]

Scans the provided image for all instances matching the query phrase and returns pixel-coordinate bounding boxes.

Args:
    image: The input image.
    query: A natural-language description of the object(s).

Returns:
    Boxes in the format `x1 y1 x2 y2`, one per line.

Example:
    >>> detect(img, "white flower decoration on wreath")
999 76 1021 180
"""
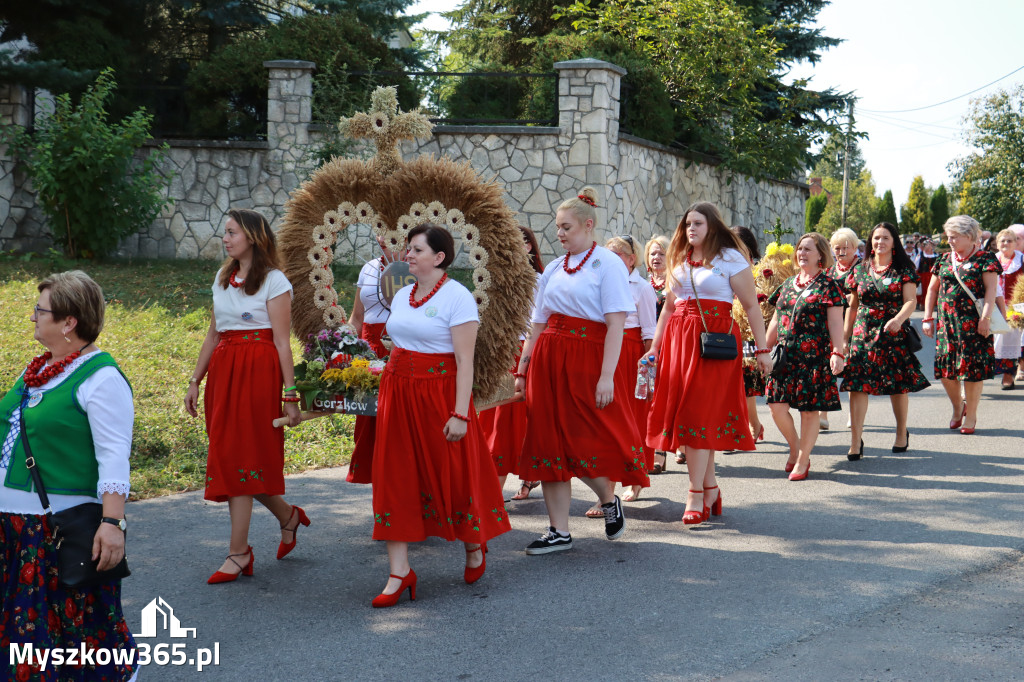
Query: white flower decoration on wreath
468 245 489 268
314 286 337 310
426 201 447 223
312 223 334 247
355 202 375 221
396 215 416 234
473 290 490 311
322 307 343 328
462 224 480 248
472 267 492 290
307 249 327 269
446 209 466 233
383 231 403 251
309 266 334 289
338 202 356 223
408 202 428 221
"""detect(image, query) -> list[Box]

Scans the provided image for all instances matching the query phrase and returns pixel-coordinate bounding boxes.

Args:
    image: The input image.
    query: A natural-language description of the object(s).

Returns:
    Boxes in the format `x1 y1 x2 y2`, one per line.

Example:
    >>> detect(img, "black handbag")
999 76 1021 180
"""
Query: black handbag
903 321 923 353
769 343 789 374
688 261 738 360
20 408 130 589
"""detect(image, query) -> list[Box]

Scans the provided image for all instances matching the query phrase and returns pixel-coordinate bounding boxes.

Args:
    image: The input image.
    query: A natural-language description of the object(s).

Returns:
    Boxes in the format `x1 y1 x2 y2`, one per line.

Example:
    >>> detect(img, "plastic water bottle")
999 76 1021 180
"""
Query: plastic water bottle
647 354 657 391
635 360 649 399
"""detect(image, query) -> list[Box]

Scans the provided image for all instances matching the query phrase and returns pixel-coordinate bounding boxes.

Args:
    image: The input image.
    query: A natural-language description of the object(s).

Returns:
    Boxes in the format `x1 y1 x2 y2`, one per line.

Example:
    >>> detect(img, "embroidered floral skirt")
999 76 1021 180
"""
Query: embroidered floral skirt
478 342 526 477
614 327 654 478
1 512 136 682
647 301 753 452
348 322 387 485
371 348 510 543
518 314 649 486
204 329 285 501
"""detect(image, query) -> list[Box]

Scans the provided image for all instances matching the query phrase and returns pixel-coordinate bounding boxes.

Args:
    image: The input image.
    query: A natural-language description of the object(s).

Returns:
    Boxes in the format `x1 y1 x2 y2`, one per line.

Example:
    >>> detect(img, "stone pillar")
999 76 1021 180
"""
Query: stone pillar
264 60 315 204
0 84 47 250
553 58 627 233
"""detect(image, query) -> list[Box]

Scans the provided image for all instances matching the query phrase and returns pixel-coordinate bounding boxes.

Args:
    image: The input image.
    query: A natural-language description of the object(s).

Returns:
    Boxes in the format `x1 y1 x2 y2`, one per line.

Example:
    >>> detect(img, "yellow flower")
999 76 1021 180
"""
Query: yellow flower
782 259 792 268
766 243 779 257
350 358 370 369
320 368 345 383
780 244 794 255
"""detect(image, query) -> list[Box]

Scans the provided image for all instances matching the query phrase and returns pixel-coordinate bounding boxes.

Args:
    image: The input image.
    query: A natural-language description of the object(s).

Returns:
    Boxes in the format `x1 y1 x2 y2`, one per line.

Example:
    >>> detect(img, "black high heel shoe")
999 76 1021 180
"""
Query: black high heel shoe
848 439 864 461
892 430 910 453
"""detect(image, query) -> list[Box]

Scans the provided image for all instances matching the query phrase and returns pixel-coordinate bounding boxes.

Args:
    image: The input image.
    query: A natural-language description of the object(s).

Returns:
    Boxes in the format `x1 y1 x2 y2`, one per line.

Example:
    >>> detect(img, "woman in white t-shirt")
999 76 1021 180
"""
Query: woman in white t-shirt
604 235 657 505
648 202 771 525
345 237 400 484
513 187 647 555
369 224 510 608
184 209 307 584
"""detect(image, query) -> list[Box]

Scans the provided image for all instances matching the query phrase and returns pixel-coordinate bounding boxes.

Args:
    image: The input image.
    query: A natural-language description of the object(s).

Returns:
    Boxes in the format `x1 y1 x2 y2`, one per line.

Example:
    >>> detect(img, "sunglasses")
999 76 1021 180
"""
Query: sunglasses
619 234 635 248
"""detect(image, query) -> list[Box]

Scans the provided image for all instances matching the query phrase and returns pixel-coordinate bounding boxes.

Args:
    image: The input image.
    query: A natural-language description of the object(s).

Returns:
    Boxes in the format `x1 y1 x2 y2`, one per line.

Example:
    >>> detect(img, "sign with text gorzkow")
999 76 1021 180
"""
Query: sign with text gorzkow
302 392 378 416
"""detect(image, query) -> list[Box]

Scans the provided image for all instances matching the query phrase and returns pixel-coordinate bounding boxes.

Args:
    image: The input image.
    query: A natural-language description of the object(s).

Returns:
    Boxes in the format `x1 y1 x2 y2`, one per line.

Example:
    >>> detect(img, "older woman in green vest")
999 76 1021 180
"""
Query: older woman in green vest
1 270 137 682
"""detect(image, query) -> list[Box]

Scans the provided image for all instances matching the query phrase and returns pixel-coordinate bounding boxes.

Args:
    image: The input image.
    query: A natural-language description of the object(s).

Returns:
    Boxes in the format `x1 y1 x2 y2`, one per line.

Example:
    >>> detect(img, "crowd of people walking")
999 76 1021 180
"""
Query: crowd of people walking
3 191 1020 679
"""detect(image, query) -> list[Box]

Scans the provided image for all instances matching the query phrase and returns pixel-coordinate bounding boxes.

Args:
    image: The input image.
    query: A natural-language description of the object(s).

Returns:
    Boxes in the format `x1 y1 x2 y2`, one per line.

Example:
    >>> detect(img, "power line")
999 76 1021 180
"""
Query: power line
860 63 1024 114
858 112 957 141
860 111 962 132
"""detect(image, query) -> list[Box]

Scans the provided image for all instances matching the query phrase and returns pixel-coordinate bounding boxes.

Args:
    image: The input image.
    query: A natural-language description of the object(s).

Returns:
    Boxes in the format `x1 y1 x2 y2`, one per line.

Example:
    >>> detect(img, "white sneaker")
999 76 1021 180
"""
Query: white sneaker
819 415 829 431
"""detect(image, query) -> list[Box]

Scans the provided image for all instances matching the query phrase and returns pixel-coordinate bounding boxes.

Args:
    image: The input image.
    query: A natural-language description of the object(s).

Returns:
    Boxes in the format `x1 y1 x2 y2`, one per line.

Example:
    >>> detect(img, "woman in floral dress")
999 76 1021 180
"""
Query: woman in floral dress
765 233 846 481
842 222 930 460
922 215 1002 434
823 227 861 431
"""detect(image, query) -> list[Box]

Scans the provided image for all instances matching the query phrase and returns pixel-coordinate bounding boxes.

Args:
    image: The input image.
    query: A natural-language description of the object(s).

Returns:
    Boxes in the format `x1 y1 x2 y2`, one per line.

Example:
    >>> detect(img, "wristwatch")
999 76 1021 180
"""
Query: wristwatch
101 517 127 532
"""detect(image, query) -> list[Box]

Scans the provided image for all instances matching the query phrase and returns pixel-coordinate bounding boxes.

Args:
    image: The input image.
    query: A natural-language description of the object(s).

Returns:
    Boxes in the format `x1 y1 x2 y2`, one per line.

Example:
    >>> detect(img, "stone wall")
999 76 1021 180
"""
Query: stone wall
1 59 808 264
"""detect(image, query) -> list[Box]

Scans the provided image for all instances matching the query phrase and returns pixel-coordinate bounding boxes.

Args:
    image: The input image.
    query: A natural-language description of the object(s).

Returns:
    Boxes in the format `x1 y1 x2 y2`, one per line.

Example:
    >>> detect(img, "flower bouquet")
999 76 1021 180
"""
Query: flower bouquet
732 242 797 367
294 326 386 416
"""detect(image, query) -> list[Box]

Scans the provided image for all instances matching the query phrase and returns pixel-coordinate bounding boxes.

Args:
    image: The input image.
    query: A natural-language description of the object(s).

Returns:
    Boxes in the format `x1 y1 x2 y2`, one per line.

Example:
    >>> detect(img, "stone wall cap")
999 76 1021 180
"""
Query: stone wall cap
143 138 269 150
263 60 316 69
431 125 560 136
553 58 627 76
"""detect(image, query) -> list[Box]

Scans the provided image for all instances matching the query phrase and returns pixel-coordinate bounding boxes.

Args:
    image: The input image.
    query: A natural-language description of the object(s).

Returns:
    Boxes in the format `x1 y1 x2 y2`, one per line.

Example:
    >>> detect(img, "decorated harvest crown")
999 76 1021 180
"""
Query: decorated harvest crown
277 87 536 402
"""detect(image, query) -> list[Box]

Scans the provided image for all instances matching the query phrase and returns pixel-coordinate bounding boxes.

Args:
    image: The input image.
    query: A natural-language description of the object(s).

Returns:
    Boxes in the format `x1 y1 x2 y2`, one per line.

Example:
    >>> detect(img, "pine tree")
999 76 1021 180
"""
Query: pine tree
900 176 933 234
806 193 827 231
930 185 950 234
877 190 898 226
811 132 866 182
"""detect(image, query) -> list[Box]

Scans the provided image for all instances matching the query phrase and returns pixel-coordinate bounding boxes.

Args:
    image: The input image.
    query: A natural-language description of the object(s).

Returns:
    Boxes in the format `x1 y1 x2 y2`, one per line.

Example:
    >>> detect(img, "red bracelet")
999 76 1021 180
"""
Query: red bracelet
512 371 527 378
753 348 770 356
282 397 301 403
450 411 471 423
922 317 935 323
831 350 845 359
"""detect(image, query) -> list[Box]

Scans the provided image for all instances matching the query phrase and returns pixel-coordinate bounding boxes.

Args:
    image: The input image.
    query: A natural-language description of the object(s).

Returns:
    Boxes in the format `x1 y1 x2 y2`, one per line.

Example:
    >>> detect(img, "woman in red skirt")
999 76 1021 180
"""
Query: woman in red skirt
647 202 771 525
370 224 510 607
605 235 657 504
478 225 542 499
514 187 647 554
185 209 307 584
345 237 399 484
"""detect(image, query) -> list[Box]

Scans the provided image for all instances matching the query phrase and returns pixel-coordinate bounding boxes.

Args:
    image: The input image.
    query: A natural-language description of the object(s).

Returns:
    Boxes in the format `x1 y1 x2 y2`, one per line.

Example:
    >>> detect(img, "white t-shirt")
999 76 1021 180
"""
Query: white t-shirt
387 279 479 354
0 351 133 514
626 269 659 340
356 259 391 325
534 245 635 324
670 248 751 302
212 268 293 331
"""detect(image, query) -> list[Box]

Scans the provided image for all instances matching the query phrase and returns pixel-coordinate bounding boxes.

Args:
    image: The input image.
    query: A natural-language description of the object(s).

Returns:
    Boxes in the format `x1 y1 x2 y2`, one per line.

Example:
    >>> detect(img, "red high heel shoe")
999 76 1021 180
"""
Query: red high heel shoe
464 542 487 584
371 570 417 608
683 490 705 524
207 546 254 584
704 485 723 517
949 403 966 430
756 425 765 442
788 461 811 482
785 459 797 473
277 505 311 560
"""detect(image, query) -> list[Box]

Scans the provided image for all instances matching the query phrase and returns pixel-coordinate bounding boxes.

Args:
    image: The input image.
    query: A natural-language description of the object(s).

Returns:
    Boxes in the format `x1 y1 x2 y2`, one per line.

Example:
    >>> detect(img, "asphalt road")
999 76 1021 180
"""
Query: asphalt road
121 319 1023 681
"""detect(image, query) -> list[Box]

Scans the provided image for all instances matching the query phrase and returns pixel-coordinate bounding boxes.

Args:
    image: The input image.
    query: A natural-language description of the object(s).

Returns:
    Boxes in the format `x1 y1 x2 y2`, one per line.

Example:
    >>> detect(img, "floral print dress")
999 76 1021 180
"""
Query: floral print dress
931 250 1001 381
765 274 846 411
842 263 930 395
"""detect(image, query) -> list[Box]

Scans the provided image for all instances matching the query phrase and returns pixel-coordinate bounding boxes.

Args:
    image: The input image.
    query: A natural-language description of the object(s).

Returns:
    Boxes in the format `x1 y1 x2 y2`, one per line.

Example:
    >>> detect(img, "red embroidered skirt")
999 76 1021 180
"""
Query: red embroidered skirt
204 329 285 502
478 342 526 476
615 327 654 477
348 322 387 485
647 301 753 452
518 314 649 485
371 348 511 543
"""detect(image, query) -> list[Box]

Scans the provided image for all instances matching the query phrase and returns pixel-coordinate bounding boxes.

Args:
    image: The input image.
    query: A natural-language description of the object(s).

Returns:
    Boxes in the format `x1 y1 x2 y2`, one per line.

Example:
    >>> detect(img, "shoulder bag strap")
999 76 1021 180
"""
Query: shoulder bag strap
687 260 734 335
19 401 53 515
949 255 981 306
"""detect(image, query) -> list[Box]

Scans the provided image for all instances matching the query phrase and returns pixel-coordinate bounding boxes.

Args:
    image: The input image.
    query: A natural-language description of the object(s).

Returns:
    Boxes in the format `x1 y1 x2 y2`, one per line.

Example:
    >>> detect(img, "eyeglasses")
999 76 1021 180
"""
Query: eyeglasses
33 305 52 315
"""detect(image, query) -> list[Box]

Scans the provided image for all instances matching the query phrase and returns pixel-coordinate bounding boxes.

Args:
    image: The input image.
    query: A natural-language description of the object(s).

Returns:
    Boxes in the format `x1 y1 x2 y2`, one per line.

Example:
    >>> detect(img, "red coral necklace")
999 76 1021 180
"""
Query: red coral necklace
650 274 665 291
229 267 245 288
23 347 87 388
834 258 855 274
563 242 597 274
409 273 448 308
871 259 892 276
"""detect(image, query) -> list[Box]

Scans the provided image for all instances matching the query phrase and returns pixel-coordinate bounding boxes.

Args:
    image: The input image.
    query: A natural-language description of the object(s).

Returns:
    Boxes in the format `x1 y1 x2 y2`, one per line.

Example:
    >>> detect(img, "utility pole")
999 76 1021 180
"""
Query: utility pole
840 100 854 229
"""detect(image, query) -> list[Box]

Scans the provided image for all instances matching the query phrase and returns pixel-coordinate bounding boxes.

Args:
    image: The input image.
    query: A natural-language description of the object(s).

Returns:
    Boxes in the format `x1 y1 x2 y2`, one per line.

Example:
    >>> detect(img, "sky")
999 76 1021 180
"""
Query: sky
409 0 1024 211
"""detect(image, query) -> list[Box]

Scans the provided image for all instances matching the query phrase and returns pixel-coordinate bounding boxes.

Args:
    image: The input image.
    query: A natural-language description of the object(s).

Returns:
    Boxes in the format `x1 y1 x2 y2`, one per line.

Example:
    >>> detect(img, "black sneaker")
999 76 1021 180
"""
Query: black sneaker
524 527 573 555
603 495 625 540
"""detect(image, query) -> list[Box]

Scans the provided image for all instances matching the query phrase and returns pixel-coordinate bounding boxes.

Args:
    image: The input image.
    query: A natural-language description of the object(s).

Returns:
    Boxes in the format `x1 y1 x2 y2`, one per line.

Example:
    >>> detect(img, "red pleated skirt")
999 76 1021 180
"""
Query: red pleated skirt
615 327 654 477
348 322 387 485
371 348 511 543
204 329 285 502
518 314 649 486
647 300 753 452
478 342 526 476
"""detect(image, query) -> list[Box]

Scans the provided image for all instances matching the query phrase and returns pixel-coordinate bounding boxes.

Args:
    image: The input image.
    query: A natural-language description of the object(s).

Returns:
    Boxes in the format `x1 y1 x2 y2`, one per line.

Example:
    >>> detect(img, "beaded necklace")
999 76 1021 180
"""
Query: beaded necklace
23 346 89 388
409 273 448 308
563 242 597 274
229 268 245 288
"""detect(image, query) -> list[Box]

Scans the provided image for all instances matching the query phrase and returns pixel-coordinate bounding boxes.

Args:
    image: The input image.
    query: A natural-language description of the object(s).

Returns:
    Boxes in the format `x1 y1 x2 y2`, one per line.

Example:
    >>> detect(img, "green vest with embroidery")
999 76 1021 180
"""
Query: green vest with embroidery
1 352 131 496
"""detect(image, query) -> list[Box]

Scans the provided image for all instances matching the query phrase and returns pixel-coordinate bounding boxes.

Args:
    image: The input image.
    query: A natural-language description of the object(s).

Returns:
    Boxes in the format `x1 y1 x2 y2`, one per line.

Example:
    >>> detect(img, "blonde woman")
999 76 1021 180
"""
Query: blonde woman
993 228 1023 389
765 233 846 480
823 226 860 431
643 234 676 471
923 216 1002 434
